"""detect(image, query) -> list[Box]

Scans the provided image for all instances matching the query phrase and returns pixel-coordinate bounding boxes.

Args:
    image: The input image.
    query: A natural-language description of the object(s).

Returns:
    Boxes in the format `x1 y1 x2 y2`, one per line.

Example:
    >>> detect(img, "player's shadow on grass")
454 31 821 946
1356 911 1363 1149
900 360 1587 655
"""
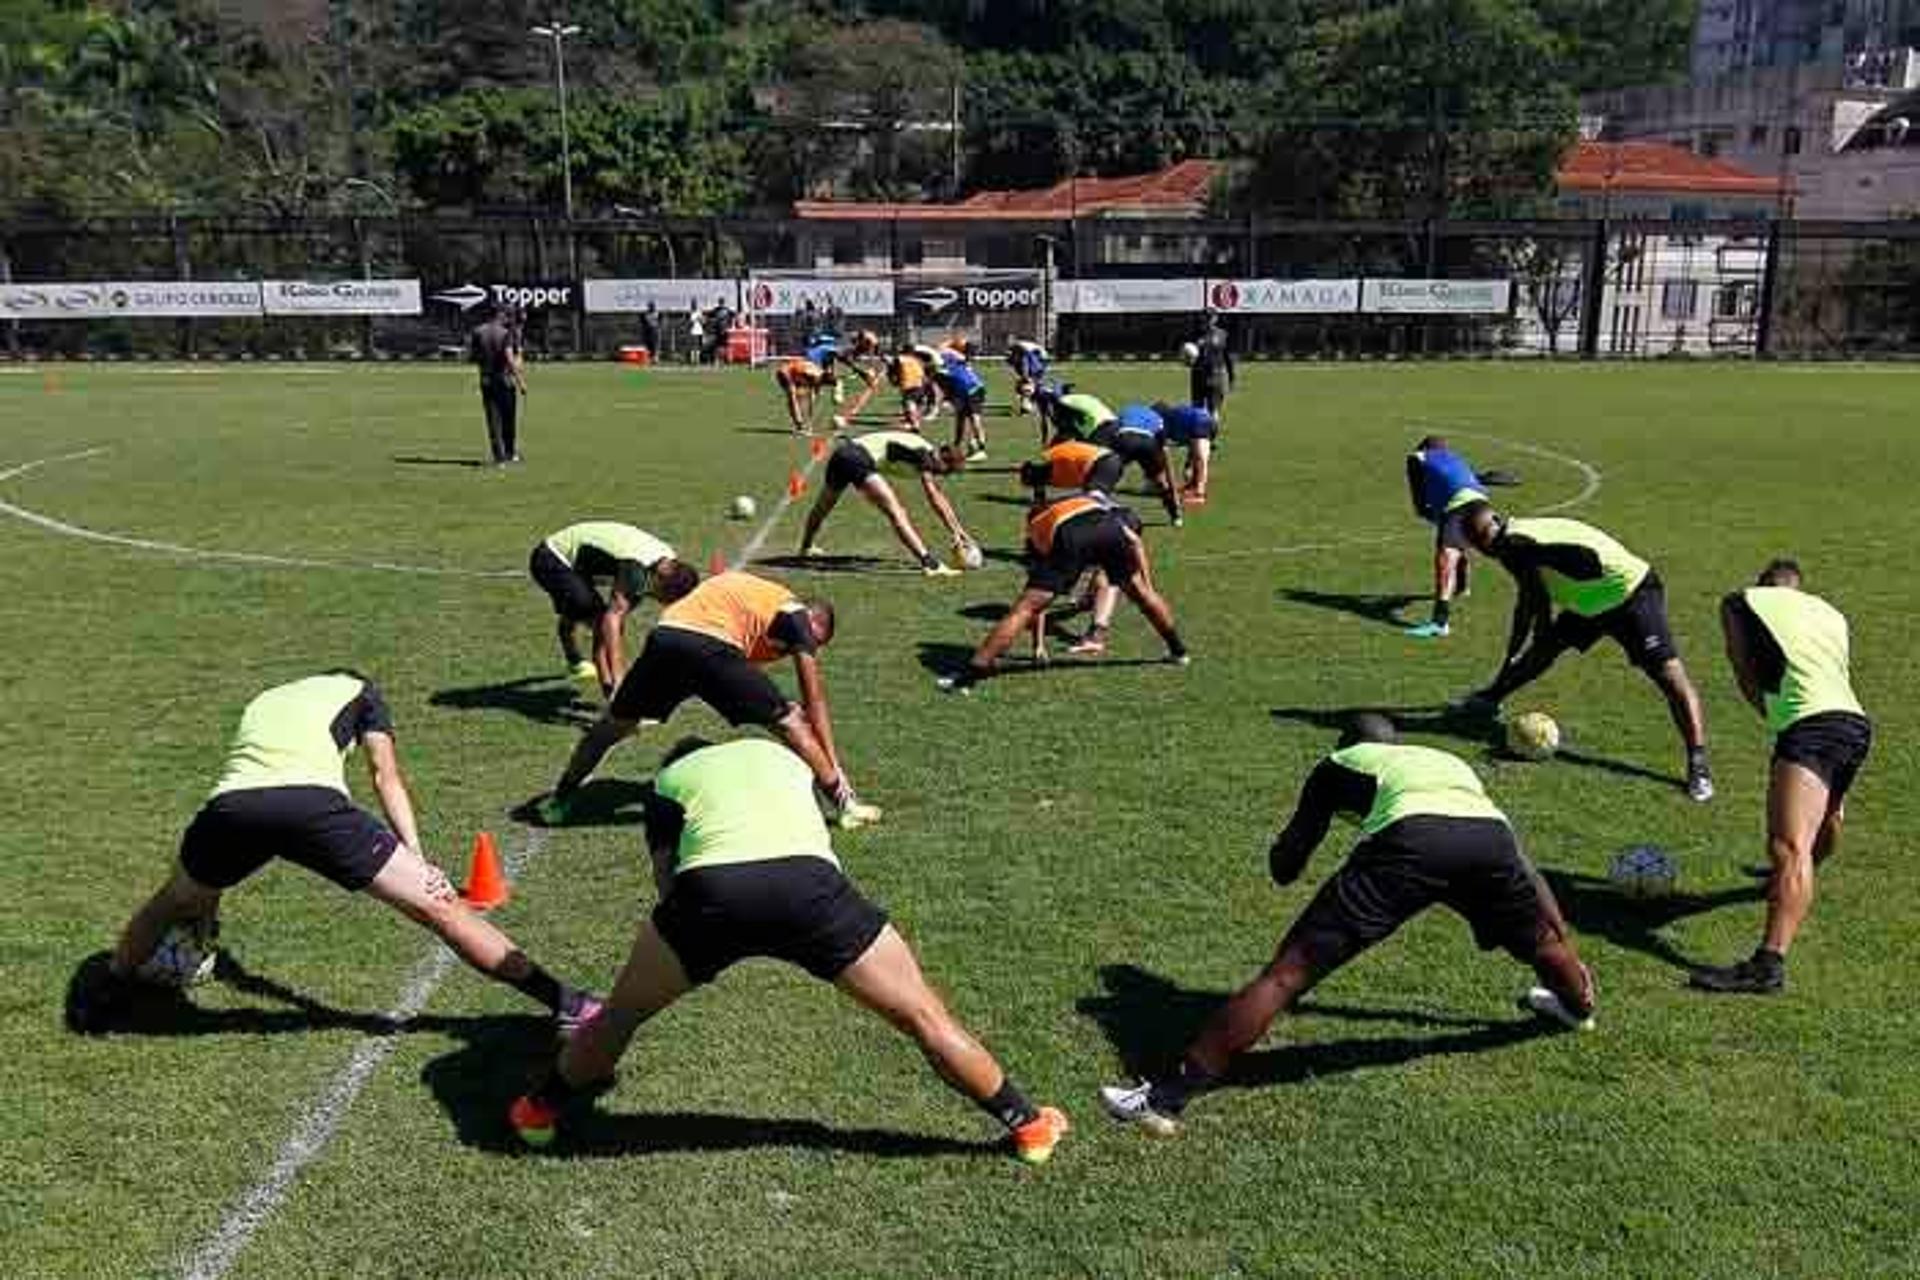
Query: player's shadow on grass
430 674 598 728
512 777 653 829
64 951 498 1039
1078 964 1552 1087
391 454 487 469
1540 870 1763 973
915 640 1163 679
755 552 911 575
418 1023 988 1160
1267 703 1682 788
734 425 803 437
1278 588 1424 630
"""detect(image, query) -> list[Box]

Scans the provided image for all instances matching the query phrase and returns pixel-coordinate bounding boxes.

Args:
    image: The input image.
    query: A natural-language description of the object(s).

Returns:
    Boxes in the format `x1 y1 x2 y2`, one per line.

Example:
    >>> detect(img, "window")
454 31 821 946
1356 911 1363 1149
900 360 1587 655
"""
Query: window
1784 126 1803 155
1661 280 1700 319
831 236 864 266
1750 124 1770 147
1715 281 1757 319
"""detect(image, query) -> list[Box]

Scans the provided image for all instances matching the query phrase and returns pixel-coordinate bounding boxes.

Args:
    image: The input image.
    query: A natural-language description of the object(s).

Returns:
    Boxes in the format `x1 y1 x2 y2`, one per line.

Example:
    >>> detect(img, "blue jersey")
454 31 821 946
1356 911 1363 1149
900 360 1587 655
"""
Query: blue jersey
1409 448 1483 522
1009 343 1049 380
938 358 985 397
1159 404 1216 444
804 338 840 368
1115 404 1165 439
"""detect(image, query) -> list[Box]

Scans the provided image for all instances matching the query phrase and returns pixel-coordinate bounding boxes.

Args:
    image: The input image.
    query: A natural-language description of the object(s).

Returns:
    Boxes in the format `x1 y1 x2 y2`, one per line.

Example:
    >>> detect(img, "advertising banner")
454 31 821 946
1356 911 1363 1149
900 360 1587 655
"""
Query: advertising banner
1058 278 1205 314
1362 278 1513 315
262 279 422 316
744 276 894 316
1204 278 1359 314
0 280 262 319
898 276 1042 317
584 279 737 314
429 281 579 313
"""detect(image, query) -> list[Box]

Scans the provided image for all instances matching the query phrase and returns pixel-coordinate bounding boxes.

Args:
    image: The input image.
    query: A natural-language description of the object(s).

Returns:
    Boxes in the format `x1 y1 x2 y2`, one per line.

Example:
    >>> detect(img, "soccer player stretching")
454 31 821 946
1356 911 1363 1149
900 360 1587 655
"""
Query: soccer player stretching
1100 714 1595 1135
1691 560 1872 995
509 738 1070 1164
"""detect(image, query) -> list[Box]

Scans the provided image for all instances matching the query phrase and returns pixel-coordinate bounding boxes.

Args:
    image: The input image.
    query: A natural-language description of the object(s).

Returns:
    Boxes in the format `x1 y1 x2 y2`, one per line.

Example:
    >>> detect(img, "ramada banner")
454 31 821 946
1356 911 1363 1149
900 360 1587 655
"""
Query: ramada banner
0 280 262 319
262 279 422 316
584 279 739 314
1205 278 1360 314
744 276 894 316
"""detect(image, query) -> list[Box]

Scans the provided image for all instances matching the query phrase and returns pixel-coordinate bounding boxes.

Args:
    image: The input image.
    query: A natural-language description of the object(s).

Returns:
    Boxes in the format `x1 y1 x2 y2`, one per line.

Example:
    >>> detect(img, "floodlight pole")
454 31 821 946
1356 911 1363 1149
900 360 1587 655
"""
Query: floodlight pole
531 22 582 220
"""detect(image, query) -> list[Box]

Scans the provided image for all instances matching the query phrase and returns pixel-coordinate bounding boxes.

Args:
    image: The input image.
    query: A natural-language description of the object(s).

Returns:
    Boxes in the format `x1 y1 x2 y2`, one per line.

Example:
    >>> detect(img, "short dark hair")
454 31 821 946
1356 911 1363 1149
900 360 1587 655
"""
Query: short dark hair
1339 712 1399 748
808 599 836 646
654 559 699 604
1757 557 1803 587
1417 433 1448 452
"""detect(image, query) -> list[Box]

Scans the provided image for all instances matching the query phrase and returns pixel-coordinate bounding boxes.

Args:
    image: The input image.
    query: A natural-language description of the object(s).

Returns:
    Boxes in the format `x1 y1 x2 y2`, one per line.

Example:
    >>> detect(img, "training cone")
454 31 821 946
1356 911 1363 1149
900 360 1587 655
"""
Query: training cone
809 435 829 461
708 549 728 576
459 831 511 911
787 469 807 498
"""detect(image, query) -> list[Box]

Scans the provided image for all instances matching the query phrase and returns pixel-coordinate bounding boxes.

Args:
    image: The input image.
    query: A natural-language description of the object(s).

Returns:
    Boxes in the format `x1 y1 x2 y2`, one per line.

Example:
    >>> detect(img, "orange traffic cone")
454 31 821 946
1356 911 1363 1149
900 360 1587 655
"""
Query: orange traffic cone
459 831 510 911
787 469 807 499
708 548 728 577
808 435 828 461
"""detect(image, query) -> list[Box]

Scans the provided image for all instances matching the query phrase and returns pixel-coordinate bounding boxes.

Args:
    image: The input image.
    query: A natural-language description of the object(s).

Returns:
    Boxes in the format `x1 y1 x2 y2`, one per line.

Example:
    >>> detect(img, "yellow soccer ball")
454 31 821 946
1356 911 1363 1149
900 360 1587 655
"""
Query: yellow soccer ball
1506 710 1560 761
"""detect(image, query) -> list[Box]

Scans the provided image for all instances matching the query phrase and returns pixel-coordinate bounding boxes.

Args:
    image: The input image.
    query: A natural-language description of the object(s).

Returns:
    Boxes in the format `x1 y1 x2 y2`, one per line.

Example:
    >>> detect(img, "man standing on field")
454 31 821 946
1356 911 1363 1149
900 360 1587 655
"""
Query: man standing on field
1690 560 1872 995
469 303 526 466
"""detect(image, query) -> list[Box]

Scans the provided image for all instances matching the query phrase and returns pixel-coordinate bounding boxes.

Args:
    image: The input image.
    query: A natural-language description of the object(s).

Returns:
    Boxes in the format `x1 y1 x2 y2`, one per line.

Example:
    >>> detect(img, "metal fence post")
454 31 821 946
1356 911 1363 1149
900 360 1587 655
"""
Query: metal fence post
1 238 17 357
1577 218 1607 359
171 214 194 359
1755 219 1781 360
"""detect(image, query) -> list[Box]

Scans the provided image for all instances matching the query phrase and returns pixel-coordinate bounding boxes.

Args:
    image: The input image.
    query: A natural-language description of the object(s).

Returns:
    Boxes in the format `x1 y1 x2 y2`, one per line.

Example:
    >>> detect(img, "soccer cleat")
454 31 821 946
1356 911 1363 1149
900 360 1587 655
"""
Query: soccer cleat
1688 954 1785 995
967 449 988 462
1165 651 1191 667
1010 1106 1070 1165
1097 1083 1181 1137
1521 986 1595 1032
556 993 604 1040
934 670 977 695
802 542 829 558
508 1094 560 1147
1685 765 1716 804
533 794 572 826
570 660 599 684
1404 621 1451 639
1170 516 1184 529
1067 633 1108 657
1449 691 1502 716
922 562 962 578
837 799 884 829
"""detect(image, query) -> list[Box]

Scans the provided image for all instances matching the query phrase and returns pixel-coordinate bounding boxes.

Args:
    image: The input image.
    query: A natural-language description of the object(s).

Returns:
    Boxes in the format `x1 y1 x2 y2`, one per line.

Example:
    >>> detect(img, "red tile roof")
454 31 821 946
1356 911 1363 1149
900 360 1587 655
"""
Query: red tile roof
1557 140 1788 196
794 160 1222 221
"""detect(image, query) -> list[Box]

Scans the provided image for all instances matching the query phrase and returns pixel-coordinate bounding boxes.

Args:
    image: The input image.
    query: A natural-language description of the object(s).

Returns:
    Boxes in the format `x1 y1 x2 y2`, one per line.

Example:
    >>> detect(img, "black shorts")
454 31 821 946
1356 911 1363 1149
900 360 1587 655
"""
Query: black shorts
1550 572 1677 671
179 786 398 892
824 442 878 492
1190 374 1227 414
1435 506 1476 552
1081 453 1126 494
1027 511 1140 595
1281 816 1551 972
653 856 888 984
610 626 791 727
1774 711 1873 801
529 543 605 622
1108 431 1169 478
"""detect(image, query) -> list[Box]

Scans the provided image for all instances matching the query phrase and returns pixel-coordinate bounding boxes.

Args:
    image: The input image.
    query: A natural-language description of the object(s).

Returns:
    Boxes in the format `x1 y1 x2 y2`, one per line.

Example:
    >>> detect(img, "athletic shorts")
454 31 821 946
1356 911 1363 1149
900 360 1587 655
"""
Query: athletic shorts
1108 431 1168 476
1774 710 1873 801
1435 506 1476 552
1281 816 1550 973
653 856 888 985
1080 453 1126 494
611 626 790 727
1190 373 1227 414
529 543 605 622
1549 572 1677 671
824 441 879 492
941 382 987 412
1027 512 1139 595
179 786 399 892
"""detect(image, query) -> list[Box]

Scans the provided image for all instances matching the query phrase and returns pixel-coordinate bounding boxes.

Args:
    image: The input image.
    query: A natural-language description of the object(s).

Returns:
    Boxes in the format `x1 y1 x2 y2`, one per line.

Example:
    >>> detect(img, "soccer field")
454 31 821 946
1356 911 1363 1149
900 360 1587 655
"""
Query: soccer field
4 360 1915 1279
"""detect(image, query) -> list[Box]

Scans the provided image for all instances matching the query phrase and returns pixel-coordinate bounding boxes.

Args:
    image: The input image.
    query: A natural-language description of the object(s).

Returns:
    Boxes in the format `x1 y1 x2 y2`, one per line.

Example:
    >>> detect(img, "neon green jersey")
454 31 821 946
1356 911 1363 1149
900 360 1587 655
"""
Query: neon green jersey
1505 517 1650 617
653 740 837 874
1055 394 1116 437
1739 586 1865 734
1326 743 1507 837
852 431 939 477
210 673 393 799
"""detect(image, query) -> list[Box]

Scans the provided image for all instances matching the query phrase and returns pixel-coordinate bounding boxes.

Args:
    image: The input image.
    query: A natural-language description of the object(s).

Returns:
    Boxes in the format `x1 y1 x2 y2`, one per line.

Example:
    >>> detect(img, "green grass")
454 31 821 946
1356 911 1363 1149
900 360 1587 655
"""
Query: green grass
3 360 1915 1279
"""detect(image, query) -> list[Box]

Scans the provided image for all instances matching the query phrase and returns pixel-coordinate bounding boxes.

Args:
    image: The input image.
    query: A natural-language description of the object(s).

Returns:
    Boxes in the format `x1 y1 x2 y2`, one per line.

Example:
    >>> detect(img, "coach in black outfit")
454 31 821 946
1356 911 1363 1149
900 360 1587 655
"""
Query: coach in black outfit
469 304 525 465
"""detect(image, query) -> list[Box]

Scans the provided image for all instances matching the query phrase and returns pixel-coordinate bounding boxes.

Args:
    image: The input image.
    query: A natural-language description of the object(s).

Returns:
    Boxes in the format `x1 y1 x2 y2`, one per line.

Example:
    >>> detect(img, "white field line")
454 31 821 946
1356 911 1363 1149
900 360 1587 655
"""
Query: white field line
168 456 811 1280
176 829 549 1280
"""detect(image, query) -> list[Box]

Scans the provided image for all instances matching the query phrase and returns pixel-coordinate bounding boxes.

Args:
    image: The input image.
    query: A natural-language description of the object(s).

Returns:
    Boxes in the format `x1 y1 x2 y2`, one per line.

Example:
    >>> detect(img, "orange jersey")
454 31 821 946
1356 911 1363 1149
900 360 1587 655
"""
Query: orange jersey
776 359 826 387
1026 495 1107 556
1040 441 1112 489
888 355 925 391
659 571 799 662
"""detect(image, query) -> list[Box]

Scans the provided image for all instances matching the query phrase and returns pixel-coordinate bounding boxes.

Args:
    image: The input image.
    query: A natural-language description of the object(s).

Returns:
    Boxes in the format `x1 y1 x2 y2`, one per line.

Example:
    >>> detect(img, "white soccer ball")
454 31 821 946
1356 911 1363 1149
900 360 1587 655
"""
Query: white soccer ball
1505 710 1561 761
1179 341 1200 365
729 494 758 521
1609 844 1678 899
951 540 984 570
136 922 217 988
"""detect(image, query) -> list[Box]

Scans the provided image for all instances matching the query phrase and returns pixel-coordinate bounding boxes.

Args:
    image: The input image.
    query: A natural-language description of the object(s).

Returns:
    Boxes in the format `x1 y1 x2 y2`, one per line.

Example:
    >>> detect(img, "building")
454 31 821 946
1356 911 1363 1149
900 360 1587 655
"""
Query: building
1515 141 1786 355
1694 0 1920 79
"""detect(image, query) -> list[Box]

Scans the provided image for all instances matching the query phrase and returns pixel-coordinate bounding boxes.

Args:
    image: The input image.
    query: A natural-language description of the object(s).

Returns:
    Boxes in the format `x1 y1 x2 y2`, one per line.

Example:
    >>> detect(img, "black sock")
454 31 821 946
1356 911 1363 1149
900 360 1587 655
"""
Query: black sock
978 1078 1039 1131
1753 947 1785 973
919 551 940 570
1165 633 1188 658
1687 746 1709 771
1432 599 1452 627
504 962 567 1013
1146 1059 1216 1114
